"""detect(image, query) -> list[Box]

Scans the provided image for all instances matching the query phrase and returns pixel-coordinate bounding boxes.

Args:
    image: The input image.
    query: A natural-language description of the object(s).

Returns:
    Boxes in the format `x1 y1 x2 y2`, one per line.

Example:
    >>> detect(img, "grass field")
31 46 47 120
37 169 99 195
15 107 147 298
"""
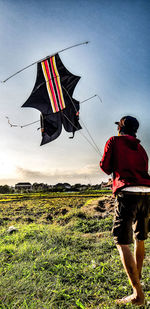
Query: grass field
0 193 149 308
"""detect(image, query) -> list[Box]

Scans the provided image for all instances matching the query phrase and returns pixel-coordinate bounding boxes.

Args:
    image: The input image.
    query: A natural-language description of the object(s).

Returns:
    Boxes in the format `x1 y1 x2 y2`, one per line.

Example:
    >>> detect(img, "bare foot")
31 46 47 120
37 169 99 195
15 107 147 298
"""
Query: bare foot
116 293 145 305
116 295 134 305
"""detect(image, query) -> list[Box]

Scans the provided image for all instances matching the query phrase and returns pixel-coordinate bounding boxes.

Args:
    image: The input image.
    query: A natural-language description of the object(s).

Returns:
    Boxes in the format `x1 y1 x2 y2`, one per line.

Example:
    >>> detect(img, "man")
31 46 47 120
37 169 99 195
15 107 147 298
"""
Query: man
100 116 150 305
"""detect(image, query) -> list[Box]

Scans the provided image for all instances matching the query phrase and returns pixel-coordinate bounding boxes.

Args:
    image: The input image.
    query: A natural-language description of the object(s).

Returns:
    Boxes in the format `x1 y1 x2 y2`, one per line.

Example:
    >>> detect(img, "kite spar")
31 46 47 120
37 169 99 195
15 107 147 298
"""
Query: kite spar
1 41 89 83
6 94 102 128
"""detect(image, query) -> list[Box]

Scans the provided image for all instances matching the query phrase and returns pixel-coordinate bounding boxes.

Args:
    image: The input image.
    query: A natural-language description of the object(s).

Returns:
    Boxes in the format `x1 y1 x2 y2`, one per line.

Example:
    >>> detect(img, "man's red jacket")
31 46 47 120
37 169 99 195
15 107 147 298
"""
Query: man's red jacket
100 135 150 194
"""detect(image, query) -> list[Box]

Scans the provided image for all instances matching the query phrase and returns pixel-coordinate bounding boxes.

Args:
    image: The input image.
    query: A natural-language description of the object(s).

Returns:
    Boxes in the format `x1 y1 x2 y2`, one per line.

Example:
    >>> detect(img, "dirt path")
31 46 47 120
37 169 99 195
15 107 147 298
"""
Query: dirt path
82 195 115 219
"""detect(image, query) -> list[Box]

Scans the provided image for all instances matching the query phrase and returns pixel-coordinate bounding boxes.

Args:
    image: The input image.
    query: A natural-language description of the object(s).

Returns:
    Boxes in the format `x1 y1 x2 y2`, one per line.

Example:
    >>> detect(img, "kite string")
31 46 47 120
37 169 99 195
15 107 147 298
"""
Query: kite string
62 86 102 157
62 113 101 156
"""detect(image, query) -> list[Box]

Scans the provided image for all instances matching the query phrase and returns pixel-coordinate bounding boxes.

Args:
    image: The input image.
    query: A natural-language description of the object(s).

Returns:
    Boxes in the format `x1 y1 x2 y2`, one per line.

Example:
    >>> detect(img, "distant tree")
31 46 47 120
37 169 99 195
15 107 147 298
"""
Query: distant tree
72 184 82 191
32 182 49 192
53 183 64 192
32 183 39 191
0 185 11 194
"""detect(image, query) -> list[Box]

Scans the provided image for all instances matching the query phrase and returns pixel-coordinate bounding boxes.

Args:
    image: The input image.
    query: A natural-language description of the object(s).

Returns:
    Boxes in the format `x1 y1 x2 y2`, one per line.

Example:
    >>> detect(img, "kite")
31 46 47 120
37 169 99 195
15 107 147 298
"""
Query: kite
1 42 89 145
22 53 81 145
1 41 102 153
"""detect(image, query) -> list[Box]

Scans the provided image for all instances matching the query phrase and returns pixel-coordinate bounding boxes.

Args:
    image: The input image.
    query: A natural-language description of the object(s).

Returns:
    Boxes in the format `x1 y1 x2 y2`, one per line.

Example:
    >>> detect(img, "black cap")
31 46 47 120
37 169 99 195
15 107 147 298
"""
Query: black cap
115 116 139 134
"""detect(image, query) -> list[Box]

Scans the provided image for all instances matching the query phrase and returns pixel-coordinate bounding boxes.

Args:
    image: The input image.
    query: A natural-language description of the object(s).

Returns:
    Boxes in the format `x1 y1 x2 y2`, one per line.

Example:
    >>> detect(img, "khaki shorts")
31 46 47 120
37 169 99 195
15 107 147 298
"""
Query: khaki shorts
113 192 150 244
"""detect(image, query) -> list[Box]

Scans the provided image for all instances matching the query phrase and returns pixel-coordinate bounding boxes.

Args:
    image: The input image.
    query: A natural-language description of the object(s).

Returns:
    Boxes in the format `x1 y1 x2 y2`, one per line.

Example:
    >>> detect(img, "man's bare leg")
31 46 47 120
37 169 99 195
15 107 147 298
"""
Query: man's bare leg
116 244 145 305
134 240 145 280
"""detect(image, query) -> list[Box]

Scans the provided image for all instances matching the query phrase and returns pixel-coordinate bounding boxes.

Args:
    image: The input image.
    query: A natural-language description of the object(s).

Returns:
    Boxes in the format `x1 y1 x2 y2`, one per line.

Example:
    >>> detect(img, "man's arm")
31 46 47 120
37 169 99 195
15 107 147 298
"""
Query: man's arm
100 137 114 175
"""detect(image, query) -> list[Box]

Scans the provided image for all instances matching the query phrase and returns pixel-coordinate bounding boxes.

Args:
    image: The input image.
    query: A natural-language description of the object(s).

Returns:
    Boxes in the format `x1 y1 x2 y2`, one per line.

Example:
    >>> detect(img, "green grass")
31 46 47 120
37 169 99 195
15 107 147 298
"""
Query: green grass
0 193 149 308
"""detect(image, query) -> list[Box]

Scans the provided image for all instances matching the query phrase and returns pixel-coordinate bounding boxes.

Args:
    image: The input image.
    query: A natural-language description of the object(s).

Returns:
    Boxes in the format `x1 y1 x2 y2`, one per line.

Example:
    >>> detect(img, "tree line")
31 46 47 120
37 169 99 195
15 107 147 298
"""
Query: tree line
0 183 104 193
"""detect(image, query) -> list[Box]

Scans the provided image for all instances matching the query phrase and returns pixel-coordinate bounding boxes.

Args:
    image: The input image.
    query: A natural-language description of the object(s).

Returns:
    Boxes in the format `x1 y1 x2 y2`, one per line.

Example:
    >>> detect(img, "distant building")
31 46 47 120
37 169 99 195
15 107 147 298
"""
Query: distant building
15 182 32 191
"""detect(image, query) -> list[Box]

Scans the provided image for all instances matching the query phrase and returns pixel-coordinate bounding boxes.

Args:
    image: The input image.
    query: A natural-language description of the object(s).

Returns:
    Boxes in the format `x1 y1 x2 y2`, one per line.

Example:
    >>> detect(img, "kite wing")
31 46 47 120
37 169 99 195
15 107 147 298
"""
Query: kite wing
22 53 82 145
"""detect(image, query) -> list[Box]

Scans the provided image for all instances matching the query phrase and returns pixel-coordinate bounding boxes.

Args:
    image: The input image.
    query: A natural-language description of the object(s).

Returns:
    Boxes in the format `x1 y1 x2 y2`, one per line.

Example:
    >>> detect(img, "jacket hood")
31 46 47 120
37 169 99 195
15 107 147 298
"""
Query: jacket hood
119 135 140 150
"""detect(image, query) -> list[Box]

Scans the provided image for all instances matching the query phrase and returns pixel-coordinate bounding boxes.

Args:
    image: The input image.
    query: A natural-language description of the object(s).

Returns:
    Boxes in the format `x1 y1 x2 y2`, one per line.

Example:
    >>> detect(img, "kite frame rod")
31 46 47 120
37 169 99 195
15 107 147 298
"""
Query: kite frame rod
1 41 89 83
5 95 102 129
81 94 102 104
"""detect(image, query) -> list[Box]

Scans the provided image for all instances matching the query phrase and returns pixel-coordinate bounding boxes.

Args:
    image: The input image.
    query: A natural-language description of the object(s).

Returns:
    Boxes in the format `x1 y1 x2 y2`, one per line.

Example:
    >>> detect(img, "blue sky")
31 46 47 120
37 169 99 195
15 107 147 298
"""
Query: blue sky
0 0 150 185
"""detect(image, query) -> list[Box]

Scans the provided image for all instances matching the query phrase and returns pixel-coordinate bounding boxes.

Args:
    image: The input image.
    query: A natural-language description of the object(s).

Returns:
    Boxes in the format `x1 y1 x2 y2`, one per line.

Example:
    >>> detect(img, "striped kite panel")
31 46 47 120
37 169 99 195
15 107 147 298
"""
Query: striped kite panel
41 56 65 113
51 56 65 110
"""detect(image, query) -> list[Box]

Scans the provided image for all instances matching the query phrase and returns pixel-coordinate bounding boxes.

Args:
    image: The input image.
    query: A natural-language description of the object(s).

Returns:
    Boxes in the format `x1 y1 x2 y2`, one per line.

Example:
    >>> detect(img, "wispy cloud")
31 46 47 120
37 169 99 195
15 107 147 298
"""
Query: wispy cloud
15 165 107 185
16 167 47 179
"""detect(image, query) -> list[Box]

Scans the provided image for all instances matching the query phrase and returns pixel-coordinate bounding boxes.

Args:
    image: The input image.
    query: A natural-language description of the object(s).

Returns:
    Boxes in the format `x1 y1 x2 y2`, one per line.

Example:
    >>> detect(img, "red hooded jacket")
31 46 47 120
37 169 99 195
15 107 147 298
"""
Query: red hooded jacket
100 135 150 194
